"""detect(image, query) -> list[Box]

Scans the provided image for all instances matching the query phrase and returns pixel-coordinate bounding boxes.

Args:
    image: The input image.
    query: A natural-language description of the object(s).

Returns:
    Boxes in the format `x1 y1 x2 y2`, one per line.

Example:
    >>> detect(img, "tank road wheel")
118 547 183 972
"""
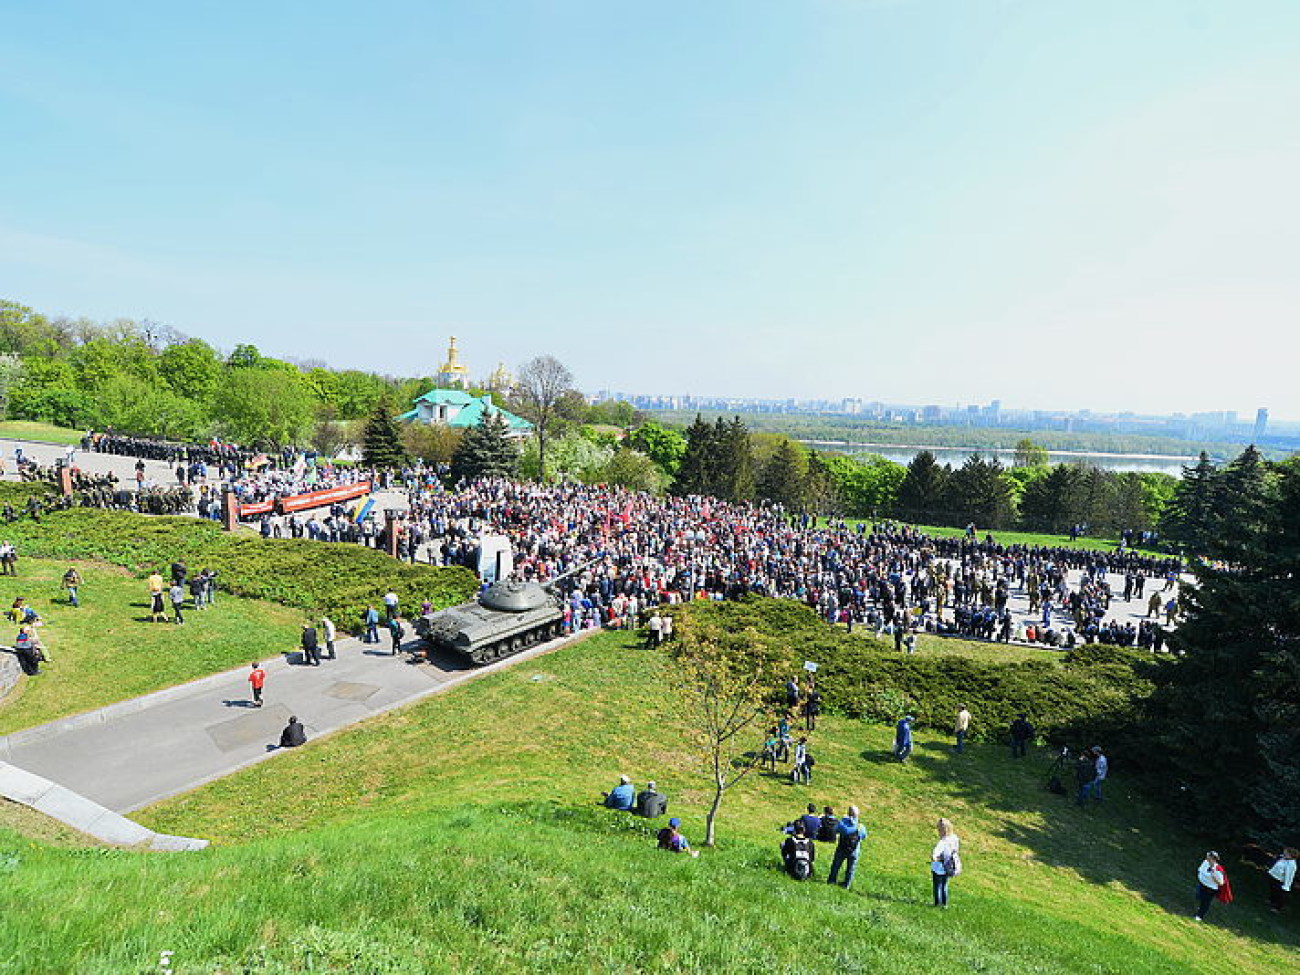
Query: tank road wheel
509 636 524 656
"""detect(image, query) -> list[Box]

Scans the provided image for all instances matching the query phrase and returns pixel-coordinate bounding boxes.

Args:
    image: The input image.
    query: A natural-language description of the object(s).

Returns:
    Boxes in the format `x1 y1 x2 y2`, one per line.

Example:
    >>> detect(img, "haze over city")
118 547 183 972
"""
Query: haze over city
3 1 1299 419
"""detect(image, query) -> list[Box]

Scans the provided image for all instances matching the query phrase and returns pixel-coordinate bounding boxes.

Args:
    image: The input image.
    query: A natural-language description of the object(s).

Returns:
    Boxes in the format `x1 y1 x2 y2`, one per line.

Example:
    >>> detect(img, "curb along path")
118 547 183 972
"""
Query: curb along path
0 629 585 846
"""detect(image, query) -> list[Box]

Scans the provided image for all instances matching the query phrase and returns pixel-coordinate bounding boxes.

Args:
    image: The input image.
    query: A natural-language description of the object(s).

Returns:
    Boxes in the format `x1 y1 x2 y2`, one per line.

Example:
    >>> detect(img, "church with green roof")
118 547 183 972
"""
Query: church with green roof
397 388 532 435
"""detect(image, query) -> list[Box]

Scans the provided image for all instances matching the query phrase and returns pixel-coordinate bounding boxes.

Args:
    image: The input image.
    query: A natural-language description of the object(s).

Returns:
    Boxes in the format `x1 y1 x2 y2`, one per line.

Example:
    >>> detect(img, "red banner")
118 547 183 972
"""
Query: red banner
276 481 372 514
237 500 275 518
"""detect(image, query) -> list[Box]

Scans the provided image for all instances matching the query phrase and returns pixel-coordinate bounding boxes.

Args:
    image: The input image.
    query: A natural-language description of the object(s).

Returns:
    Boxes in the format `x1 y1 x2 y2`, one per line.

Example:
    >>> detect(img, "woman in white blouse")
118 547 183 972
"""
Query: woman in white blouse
930 818 960 907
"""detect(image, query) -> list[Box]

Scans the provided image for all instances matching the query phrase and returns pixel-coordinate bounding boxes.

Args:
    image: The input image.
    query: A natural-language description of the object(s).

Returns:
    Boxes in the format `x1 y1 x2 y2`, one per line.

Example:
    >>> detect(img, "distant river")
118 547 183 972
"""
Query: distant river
800 441 1196 477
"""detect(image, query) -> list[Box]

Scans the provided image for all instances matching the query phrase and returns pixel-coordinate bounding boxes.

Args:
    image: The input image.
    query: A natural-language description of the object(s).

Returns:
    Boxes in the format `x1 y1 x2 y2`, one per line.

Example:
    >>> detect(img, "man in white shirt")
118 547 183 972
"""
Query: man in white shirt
1090 746 1109 802
1268 847 1297 914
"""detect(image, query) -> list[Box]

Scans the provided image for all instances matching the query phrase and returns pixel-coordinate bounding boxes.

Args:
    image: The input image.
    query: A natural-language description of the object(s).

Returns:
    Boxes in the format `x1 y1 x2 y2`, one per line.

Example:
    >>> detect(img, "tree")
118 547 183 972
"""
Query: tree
159 339 222 403
1013 438 1049 468
1160 452 1219 553
513 355 575 481
756 438 807 509
598 447 665 493
670 629 774 847
629 421 687 477
673 414 720 498
402 422 462 466
1152 457 1299 845
895 451 951 524
212 368 314 448
361 397 409 468
450 411 519 482
719 417 755 503
0 354 22 419
226 343 263 369
944 454 1014 530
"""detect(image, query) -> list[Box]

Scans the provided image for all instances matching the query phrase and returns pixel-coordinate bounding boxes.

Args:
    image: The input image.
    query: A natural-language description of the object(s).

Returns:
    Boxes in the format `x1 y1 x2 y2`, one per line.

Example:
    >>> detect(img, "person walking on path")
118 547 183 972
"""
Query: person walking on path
301 623 321 666
169 582 186 625
320 615 336 659
827 805 868 889
894 715 914 763
61 567 82 607
954 705 971 753
382 590 400 623
1194 852 1227 921
362 605 380 644
388 615 405 655
930 817 961 908
248 662 266 708
1267 848 1297 913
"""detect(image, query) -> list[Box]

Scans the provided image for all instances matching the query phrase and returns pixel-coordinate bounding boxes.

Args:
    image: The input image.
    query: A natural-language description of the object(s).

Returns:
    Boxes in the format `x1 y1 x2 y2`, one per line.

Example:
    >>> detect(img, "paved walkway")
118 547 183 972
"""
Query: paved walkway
0 630 577 816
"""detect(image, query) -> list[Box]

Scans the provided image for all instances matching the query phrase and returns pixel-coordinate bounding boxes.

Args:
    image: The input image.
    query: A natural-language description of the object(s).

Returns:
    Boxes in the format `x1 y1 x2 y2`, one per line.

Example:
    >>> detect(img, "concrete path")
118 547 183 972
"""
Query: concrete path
0 630 577 816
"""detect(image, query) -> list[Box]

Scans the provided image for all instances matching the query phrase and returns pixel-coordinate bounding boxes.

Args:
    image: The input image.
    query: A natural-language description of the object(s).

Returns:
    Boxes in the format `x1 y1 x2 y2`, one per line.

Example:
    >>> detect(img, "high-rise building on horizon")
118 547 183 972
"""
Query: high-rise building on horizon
1254 407 1269 440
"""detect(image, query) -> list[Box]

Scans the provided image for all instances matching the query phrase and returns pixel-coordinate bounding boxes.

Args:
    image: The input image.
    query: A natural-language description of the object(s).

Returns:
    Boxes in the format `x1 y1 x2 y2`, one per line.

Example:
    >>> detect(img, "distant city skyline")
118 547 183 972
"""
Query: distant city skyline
4 2 1300 418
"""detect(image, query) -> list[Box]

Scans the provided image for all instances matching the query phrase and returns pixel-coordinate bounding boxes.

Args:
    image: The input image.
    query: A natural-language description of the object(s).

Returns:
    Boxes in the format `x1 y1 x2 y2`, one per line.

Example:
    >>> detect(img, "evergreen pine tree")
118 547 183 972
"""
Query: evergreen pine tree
1152 454 1300 844
757 438 807 509
721 416 755 502
672 414 717 497
895 450 949 524
944 454 1013 530
449 411 519 482
362 397 409 468
1160 452 1219 553
1019 464 1083 532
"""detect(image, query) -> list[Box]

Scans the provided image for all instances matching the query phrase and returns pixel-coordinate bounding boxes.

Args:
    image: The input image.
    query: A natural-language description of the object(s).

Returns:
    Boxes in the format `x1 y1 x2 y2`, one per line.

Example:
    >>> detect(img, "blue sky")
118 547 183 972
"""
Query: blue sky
3 1 1299 418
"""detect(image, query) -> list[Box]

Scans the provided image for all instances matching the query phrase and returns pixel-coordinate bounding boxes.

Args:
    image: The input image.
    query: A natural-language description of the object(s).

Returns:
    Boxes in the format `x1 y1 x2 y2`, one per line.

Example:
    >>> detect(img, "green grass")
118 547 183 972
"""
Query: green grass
0 631 1287 974
830 517 1161 553
0 558 303 734
0 420 83 446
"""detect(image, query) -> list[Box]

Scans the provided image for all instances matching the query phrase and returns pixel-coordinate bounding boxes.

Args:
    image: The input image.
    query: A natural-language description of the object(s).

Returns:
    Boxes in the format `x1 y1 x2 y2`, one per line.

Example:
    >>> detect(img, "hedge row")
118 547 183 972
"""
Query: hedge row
2 508 479 630
668 597 1163 750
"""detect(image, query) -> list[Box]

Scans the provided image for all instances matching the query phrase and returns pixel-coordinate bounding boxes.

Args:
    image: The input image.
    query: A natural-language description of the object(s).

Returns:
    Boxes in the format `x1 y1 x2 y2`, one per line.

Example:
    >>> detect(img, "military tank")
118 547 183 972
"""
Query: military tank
414 577 569 665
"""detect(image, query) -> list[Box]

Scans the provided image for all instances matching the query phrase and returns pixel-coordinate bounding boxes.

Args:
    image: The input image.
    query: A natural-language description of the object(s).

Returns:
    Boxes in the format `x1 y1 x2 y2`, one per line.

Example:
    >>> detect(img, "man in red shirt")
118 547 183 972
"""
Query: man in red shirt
248 662 266 707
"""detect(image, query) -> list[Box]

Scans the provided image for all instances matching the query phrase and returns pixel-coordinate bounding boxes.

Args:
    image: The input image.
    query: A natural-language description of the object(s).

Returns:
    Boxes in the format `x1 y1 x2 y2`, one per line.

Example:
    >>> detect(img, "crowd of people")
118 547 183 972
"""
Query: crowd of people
390 478 1184 653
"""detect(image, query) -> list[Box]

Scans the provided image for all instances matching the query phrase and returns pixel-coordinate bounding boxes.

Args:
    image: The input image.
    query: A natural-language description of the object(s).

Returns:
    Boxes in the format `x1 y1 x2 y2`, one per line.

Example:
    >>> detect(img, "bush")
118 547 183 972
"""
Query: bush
668 597 1162 751
1 508 478 630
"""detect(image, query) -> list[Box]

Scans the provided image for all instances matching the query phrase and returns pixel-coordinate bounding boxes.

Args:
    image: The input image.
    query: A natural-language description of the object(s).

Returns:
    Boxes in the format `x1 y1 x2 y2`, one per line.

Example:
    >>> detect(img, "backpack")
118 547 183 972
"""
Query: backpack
804 752 816 769
837 825 863 854
945 851 963 877
817 816 837 843
788 838 813 880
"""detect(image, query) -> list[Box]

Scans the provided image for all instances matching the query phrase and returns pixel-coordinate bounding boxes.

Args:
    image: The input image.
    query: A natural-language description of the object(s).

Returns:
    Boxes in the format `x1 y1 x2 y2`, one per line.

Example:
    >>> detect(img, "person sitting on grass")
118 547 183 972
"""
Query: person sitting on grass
602 774 635 810
656 817 698 857
635 780 669 818
781 820 816 880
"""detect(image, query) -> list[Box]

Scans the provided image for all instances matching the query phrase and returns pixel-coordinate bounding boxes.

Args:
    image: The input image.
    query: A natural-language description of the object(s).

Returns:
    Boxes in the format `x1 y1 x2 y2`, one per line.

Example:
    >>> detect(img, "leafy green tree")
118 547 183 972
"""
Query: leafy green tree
629 421 687 476
1013 438 1050 468
895 450 951 525
401 422 461 466
212 368 314 448
450 411 519 481
158 339 222 402
0 354 22 419
361 397 409 468
598 447 665 493
226 343 263 369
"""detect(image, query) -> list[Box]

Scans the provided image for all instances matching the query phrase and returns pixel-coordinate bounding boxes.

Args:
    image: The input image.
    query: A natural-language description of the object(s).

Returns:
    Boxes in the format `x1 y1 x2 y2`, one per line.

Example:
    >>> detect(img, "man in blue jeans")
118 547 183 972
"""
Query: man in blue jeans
827 805 868 889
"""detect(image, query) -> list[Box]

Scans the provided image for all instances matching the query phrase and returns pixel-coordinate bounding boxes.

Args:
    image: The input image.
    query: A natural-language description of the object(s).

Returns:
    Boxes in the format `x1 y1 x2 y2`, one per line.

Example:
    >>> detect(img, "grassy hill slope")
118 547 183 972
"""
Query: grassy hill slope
2 632 1295 973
